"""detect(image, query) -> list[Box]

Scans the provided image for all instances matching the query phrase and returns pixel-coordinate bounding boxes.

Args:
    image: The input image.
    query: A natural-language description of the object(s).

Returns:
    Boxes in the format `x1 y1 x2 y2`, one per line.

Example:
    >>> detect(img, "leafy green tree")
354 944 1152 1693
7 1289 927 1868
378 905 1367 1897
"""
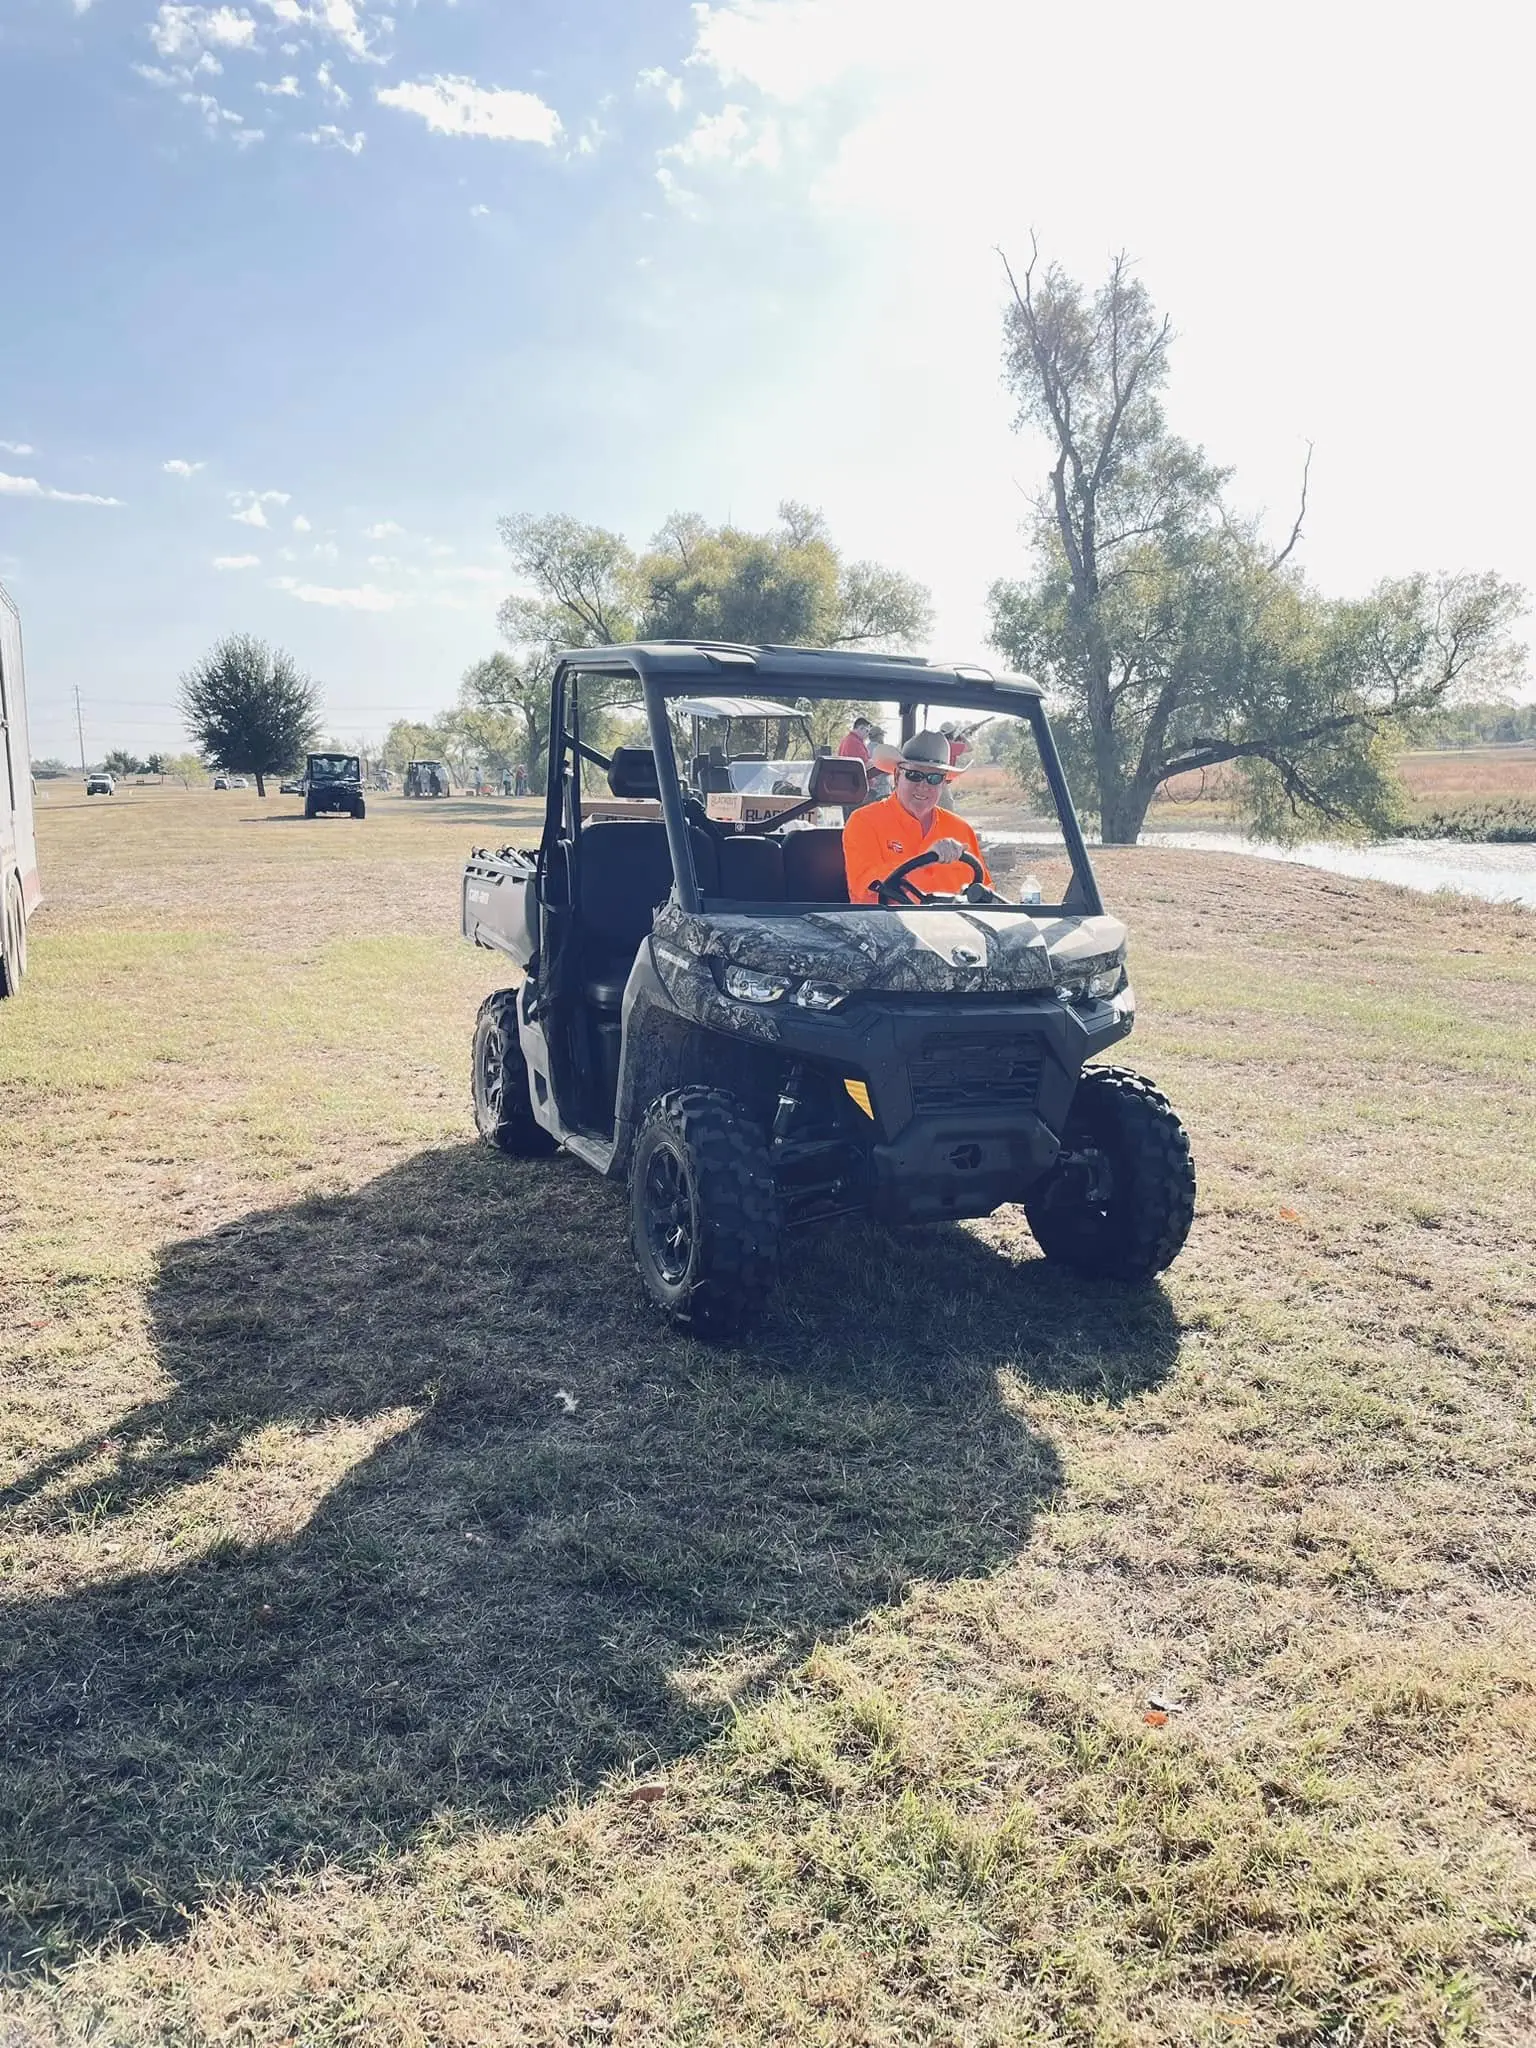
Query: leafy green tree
163 752 207 787
380 720 449 778
489 504 932 784
179 634 321 798
460 652 547 783
102 748 144 778
495 502 931 667
640 502 930 649
497 513 643 652
30 758 70 779
989 246 1525 842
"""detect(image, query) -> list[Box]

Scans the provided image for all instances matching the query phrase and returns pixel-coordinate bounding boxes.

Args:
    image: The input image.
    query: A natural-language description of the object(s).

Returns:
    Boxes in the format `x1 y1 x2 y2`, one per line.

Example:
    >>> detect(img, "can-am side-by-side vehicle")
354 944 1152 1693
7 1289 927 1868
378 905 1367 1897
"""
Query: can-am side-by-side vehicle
461 643 1195 1335
301 752 366 819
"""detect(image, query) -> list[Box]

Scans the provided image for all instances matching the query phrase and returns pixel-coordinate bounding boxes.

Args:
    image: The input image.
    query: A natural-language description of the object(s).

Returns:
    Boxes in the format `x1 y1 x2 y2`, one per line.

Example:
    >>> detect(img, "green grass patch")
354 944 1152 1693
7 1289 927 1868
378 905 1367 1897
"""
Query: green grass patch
1 789 1533 2045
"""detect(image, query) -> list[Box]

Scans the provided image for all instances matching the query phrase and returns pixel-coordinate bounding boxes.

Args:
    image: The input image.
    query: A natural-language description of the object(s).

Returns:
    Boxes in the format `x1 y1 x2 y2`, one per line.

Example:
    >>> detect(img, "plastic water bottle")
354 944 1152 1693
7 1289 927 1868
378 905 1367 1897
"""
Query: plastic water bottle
1019 873 1043 905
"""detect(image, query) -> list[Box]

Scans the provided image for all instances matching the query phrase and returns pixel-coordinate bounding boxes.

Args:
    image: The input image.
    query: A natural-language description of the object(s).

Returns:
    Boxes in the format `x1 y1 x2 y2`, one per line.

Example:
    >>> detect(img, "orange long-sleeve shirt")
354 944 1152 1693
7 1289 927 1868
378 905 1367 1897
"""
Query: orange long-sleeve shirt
842 793 991 903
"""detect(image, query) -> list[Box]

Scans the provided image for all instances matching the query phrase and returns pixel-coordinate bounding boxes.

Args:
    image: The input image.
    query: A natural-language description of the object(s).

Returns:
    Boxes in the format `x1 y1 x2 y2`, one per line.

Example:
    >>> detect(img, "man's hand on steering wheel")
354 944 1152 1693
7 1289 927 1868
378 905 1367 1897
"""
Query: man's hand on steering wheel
874 848 994 905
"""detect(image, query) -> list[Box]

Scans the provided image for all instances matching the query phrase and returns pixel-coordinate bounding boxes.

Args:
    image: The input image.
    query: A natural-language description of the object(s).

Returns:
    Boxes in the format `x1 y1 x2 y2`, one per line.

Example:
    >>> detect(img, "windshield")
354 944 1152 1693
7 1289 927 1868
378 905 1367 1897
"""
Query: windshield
559 670 1094 915
686 694 1083 908
309 755 359 782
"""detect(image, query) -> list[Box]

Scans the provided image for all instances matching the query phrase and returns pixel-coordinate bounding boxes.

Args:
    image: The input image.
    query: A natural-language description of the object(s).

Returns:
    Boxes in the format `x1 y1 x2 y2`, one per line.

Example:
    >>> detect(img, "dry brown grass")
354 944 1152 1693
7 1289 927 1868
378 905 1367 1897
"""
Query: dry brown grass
2 787 1534 2046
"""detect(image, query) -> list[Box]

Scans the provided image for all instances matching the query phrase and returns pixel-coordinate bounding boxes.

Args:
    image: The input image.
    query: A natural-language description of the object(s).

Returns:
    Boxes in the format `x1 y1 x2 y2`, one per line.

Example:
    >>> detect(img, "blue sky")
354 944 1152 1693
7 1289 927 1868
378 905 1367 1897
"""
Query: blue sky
3 0 1531 763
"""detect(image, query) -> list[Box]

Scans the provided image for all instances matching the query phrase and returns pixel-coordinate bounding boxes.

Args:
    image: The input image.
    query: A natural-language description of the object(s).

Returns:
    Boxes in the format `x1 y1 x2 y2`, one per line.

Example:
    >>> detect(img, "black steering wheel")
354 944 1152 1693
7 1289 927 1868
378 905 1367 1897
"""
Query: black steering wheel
874 848 987 905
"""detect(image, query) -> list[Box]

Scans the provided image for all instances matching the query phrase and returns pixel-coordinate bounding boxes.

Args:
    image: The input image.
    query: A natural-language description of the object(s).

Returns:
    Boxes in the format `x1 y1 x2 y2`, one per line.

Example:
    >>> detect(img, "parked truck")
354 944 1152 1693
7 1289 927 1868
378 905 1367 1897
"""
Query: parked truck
0 580 39 997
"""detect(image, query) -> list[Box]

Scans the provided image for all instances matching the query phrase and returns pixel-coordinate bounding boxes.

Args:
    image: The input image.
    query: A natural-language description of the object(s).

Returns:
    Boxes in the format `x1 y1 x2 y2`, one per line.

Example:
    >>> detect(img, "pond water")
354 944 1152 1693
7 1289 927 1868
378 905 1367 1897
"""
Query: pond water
1141 832 1536 909
978 827 1536 910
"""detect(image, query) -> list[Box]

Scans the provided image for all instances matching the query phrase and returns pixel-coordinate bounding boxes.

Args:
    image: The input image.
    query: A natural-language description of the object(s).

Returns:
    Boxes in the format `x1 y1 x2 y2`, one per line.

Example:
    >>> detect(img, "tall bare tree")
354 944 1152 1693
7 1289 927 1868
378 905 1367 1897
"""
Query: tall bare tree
991 243 1525 841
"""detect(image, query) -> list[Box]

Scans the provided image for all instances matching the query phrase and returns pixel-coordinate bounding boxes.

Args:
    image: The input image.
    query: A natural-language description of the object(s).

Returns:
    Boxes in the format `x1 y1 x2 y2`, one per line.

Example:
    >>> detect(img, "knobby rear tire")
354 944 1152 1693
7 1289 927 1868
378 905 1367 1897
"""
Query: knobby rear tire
1024 1065 1195 1282
0 875 24 998
629 1088 780 1339
471 989 556 1157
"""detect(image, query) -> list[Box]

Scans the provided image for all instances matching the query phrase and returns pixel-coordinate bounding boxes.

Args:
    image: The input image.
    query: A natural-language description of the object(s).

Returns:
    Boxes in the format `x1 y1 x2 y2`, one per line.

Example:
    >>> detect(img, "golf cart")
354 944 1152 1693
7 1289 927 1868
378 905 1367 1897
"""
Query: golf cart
404 759 450 799
302 752 365 819
677 695 816 793
462 643 1194 1335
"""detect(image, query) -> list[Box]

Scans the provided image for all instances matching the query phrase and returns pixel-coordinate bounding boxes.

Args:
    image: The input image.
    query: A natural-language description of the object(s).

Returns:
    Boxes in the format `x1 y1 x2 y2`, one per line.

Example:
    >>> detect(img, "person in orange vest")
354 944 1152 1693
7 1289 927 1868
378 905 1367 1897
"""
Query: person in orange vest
843 730 992 902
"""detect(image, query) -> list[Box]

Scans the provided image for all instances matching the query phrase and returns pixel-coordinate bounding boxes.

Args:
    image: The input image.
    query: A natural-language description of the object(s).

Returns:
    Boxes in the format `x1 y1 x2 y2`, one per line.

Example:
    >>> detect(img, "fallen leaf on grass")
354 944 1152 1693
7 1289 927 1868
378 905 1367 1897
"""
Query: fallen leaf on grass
1279 1207 1302 1223
621 1781 669 1803
1143 1710 1169 1728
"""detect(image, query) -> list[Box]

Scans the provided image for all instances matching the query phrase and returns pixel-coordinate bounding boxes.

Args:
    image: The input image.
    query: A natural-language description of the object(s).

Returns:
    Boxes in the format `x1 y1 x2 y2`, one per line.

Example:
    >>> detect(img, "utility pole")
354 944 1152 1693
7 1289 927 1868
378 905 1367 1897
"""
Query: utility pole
74 686 86 774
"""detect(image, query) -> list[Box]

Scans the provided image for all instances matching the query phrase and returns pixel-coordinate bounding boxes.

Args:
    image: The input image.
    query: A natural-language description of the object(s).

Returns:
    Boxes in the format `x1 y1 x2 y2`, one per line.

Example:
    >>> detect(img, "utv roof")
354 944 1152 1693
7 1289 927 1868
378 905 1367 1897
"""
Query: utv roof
554 641 1043 704
672 694 815 720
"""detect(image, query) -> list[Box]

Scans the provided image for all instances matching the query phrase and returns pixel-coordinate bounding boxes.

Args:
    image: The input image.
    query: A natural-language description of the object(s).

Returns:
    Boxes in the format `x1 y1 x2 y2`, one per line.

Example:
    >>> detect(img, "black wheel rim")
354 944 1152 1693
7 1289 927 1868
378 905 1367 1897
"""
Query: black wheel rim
642 1143 694 1286
478 1025 504 1120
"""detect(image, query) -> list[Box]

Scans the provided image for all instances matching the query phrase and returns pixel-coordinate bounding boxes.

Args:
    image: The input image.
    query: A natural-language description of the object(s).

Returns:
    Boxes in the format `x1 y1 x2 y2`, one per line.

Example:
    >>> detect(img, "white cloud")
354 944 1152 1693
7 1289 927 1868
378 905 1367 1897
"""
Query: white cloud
315 60 349 107
685 0 880 100
163 458 205 476
150 5 258 57
311 540 339 559
313 0 373 60
637 65 685 111
0 441 35 457
251 0 382 61
291 513 311 532
658 102 781 201
363 519 402 538
305 124 365 153
231 125 265 146
213 553 261 569
179 89 247 128
256 73 300 95
229 488 287 527
469 203 490 217
375 75 562 145
0 472 122 506
271 576 397 610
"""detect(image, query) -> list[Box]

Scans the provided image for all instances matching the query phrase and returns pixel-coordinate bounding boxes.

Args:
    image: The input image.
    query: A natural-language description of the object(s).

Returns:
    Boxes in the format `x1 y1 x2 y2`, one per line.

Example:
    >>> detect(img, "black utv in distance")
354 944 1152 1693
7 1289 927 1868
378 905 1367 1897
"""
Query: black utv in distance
462 643 1195 1337
303 753 365 819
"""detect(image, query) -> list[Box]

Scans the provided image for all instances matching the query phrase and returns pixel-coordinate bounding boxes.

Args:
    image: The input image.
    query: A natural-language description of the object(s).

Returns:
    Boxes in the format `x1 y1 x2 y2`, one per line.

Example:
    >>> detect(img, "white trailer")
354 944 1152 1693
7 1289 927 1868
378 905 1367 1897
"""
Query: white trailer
0 579 39 997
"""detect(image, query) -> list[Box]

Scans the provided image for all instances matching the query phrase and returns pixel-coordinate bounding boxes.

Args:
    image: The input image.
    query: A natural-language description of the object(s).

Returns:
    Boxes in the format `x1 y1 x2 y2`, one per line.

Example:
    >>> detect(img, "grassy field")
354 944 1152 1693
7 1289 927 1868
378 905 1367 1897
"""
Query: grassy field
2 785 1535 2046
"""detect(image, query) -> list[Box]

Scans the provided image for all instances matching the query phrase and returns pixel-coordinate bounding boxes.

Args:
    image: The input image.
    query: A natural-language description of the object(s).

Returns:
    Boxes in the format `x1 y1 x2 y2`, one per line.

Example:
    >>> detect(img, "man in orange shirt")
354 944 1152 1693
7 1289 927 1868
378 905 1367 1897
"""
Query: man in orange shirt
843 730 994 903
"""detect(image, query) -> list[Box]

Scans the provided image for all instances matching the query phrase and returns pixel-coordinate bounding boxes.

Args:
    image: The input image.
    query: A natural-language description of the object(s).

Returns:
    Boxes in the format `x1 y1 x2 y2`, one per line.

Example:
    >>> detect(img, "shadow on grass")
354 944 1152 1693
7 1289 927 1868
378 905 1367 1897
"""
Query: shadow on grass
0 1144 1181 1973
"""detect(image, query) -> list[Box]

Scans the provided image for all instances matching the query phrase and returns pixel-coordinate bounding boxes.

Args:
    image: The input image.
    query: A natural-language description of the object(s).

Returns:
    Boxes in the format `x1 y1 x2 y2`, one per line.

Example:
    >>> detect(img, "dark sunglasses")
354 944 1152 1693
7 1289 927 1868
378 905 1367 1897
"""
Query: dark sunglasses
900 767 949 786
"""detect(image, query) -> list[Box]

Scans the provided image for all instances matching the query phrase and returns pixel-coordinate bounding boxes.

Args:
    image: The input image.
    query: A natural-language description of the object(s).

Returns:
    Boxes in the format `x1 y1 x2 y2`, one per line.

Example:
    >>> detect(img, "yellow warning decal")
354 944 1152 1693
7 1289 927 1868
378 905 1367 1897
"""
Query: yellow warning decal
844 1079 874 1119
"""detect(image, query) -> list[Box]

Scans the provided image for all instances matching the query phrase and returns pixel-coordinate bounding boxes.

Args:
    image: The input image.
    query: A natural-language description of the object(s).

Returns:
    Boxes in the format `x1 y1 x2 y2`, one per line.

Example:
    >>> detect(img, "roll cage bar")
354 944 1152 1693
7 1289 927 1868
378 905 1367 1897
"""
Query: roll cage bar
542 643 1100 919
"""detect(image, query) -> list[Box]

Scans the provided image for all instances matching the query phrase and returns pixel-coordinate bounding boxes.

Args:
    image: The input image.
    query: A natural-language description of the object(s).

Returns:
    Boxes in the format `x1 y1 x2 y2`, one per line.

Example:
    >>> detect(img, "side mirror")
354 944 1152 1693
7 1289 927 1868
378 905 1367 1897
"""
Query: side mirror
808 753 867 807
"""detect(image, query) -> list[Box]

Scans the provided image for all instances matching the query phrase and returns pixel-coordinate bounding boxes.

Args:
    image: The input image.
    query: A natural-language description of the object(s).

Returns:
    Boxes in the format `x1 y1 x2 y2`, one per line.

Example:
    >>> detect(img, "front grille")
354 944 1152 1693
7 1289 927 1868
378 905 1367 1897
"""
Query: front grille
908 1035 1043 1115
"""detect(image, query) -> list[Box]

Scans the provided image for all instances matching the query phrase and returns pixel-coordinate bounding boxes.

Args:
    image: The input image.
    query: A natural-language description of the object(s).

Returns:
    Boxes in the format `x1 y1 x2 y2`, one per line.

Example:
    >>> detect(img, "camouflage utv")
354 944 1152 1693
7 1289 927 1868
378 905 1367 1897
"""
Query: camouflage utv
461 643 1195 1336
